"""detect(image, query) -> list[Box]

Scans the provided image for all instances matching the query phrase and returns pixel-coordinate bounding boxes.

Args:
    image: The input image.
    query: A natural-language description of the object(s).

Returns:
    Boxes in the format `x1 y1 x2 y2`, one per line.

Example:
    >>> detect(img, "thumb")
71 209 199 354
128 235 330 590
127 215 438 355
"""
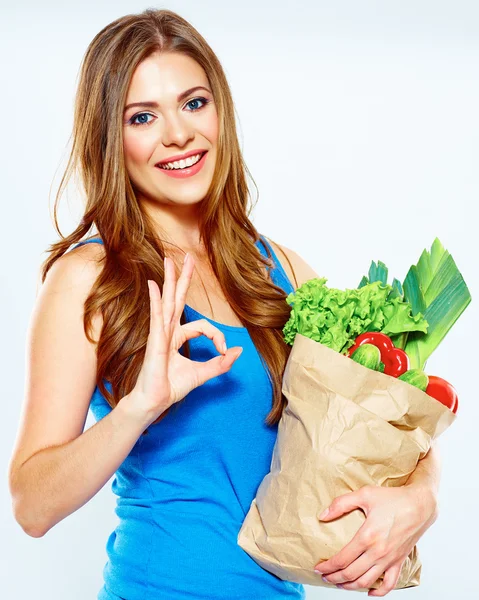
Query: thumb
319 490 363 521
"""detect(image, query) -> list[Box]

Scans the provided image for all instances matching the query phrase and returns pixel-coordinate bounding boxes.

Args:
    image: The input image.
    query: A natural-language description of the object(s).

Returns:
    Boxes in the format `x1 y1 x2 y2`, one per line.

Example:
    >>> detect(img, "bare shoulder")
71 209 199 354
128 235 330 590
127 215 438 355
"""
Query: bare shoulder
263 236 319 292
66 237 106 264
37 239 106 337
37 238 106 292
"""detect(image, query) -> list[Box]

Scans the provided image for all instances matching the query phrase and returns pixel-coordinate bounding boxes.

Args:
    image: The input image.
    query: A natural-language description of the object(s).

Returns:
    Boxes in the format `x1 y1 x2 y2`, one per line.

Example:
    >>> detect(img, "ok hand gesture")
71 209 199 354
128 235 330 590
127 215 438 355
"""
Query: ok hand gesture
131 253 243 425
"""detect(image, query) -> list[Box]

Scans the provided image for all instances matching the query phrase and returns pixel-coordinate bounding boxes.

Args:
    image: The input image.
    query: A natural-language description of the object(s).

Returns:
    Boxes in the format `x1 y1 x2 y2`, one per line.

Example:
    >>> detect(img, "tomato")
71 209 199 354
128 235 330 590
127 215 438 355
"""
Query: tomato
425 375 458 414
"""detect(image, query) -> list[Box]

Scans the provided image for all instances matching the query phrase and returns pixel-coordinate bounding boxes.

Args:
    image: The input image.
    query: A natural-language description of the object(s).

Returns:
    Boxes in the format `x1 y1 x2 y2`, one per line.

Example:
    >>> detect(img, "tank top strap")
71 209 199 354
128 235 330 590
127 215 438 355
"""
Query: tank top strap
257 234 295 294
72 236 104 249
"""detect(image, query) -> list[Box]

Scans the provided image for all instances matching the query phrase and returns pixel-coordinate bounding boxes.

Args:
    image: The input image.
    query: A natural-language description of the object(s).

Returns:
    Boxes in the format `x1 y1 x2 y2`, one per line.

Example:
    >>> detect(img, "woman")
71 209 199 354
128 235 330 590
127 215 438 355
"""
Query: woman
8 8 441 600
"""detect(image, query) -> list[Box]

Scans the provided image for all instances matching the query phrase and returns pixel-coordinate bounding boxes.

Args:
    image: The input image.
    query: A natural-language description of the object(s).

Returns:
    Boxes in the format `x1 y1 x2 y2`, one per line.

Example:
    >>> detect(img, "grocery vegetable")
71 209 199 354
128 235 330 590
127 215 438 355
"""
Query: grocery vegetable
382 347 409 377
402 239 472 370
358 260 408 349
351 344 381 371
360 239 472 371
398 369 429 392
358 260 404 302
347 332 392 358
347 332 410 377
425 375 458 414
281 240 467 425
283 278 428 354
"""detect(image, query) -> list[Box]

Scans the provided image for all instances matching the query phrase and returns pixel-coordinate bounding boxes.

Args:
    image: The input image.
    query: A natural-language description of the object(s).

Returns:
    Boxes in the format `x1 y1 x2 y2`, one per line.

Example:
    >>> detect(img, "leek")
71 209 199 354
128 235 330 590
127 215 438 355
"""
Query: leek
402 238 471 370
359 261 403 301
359 261 409 349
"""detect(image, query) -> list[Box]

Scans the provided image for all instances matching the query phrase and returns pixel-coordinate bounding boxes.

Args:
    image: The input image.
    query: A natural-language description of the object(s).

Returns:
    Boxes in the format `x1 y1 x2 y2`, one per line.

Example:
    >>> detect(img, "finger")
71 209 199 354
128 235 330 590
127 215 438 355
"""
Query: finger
319 489 366 522
173 252 195 324
315 530 369 575
146 279 168 361
368 561 402 596
315 491 369 574
180 319 228 356
162 257 175 328
337 560 384 592
194 346 244 386
321 547 375 585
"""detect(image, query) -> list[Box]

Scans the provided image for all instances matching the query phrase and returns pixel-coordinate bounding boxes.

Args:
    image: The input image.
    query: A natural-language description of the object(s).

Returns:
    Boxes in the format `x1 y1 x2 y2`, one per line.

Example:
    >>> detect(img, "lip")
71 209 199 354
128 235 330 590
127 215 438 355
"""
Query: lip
156 149 208 166
155 149 208 179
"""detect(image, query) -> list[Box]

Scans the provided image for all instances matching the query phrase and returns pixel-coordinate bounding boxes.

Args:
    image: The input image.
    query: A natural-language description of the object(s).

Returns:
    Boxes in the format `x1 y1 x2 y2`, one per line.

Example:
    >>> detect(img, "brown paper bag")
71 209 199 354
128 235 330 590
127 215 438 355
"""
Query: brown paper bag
237 333 456 591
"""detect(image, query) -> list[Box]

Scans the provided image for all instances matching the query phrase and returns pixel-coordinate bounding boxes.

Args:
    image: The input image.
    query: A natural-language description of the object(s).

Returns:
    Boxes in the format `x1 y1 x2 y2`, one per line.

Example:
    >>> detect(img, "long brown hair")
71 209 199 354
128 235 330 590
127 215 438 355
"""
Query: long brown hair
40 8 297 434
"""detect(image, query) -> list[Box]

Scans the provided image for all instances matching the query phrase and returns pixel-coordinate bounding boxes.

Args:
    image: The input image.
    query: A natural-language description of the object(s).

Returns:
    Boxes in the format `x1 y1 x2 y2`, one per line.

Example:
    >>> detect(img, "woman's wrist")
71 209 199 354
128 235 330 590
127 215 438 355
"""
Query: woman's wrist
117 391 160 431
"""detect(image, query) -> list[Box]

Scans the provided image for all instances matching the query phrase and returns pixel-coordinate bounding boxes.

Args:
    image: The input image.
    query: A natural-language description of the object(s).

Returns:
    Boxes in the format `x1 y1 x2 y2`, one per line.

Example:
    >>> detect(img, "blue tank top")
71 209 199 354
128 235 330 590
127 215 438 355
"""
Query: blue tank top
72 235 305 600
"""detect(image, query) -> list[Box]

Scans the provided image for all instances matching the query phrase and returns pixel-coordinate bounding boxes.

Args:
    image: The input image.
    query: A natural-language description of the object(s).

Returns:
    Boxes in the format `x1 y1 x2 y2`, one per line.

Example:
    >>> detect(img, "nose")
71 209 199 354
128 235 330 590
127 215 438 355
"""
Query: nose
161 109 195 148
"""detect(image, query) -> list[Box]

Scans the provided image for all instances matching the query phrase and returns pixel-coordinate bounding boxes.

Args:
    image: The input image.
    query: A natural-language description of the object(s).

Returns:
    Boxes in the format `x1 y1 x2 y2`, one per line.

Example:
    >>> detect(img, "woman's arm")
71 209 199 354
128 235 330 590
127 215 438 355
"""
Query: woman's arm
8 245 155 537
404 440 441 508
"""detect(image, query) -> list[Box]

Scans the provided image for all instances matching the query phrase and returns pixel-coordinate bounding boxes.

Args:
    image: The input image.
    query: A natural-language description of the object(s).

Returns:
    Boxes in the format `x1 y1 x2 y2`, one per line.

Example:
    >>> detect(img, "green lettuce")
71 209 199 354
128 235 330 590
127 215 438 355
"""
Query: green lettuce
282 277 428 354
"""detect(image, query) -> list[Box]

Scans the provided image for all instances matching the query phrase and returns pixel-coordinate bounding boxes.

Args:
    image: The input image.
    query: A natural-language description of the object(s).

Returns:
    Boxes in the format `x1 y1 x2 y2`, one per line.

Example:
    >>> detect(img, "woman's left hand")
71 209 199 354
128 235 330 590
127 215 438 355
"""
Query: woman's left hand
313 484 438 596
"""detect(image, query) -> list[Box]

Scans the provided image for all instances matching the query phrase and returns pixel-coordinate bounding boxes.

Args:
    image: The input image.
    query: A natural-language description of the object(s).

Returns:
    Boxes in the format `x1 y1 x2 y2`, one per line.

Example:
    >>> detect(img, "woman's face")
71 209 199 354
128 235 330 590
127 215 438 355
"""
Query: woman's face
123 51 218 212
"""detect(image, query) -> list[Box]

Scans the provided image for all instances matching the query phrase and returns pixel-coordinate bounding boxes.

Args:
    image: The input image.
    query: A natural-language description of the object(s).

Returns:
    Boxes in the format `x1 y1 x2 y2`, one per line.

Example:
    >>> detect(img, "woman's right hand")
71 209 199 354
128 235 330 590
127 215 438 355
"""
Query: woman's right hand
130 253 244 424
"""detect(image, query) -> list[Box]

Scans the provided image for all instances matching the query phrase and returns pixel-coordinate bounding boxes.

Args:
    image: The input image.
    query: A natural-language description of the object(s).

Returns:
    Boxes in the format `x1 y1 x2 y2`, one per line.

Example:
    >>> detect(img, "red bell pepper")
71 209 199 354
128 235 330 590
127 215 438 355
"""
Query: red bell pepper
347 332 410 377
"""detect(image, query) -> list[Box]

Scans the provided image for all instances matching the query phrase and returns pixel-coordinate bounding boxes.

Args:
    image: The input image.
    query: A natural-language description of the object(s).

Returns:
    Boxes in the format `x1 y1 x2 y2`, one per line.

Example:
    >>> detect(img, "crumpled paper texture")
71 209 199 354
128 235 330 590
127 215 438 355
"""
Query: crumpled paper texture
238 333 456 591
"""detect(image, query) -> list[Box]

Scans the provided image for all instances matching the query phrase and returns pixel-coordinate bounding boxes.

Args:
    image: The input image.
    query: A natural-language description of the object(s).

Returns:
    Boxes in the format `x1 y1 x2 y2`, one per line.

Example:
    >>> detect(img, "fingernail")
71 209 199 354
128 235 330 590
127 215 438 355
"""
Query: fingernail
319 507 329 519
222 342 227 353
236 347 243 358
336 584 344 589
184 252 189 264
322 576 329 583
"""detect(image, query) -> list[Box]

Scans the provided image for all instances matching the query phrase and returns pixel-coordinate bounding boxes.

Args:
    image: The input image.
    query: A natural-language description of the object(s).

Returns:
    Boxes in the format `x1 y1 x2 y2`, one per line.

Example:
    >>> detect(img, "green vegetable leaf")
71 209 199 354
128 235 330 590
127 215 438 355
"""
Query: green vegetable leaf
360 261 403 303
403 238 471 369
358 275 369 289
368 260 388 286
283 278 428 354
380 299 428 336
388 278 404 301
389 331 409 350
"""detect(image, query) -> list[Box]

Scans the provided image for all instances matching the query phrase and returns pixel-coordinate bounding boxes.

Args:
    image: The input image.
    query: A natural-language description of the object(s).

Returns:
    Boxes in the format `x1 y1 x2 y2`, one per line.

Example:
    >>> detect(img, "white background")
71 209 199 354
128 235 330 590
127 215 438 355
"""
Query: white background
2 1 478 598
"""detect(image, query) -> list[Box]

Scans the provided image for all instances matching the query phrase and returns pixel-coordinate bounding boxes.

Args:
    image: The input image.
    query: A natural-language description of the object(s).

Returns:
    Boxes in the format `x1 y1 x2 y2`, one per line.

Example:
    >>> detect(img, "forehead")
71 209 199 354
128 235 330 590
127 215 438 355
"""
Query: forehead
126 52 208 101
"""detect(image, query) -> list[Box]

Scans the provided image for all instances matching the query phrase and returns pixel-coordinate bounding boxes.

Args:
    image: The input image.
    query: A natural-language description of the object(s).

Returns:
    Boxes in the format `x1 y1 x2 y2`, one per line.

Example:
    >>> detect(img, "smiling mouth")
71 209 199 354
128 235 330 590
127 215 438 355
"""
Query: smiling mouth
156 151 207 170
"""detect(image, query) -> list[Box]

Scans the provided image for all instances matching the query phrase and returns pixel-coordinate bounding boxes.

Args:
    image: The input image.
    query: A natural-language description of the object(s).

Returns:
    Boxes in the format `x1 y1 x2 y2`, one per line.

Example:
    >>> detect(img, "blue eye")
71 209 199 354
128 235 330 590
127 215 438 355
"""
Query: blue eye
185 97 209 111
130 113 154 127
129 96 211 127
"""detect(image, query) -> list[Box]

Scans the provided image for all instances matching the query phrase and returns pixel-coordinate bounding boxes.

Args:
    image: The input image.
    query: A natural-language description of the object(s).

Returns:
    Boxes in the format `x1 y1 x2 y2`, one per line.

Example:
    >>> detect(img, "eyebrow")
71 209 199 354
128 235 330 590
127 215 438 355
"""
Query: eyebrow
124 86 212 114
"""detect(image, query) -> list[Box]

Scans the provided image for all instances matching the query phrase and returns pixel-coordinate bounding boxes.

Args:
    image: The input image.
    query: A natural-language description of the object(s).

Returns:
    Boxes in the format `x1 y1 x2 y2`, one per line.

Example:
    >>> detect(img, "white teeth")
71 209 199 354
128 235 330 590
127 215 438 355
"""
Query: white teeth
158 153 204 170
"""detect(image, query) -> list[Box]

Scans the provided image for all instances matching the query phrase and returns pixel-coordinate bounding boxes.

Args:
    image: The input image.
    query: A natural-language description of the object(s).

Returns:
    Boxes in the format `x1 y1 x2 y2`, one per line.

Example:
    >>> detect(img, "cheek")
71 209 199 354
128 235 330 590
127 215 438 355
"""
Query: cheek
123 131 156 166
203 109 219 143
